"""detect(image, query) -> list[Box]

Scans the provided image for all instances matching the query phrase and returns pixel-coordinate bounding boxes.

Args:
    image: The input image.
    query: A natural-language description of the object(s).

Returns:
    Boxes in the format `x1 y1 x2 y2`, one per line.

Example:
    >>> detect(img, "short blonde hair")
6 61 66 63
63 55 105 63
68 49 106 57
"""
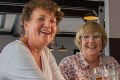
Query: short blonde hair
74 22 107 50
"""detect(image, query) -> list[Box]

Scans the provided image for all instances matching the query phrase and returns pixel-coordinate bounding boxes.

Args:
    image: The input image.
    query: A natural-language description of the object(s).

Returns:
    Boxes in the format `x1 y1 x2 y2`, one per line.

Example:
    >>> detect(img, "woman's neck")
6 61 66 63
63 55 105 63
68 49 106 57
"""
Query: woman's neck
88 59 99 67
20 38 43 70
28 44 43 70
83 53 100 67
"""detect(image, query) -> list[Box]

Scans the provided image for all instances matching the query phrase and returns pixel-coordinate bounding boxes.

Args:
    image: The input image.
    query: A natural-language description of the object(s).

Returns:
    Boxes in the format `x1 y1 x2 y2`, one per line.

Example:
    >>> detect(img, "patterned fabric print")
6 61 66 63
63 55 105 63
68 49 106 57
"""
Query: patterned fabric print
59 52 120 80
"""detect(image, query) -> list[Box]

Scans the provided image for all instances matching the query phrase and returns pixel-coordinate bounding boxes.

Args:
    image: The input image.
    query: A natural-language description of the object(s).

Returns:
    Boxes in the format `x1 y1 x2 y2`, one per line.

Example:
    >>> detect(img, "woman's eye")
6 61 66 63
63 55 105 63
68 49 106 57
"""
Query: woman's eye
50 19 55 23
83 35 89 39
93 35 99 38
93 35 101 39
38 16 45 22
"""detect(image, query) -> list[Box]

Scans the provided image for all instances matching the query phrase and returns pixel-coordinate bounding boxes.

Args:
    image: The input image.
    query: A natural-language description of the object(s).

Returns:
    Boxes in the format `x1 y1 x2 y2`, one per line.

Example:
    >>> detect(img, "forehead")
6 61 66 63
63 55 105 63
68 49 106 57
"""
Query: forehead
31 8 56 18
81 26 102 35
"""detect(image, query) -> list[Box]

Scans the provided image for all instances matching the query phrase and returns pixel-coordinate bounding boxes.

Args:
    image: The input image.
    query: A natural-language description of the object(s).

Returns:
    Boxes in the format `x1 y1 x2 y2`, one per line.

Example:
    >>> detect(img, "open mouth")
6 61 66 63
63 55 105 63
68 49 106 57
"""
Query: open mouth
40 30 51 35
87 45 96 49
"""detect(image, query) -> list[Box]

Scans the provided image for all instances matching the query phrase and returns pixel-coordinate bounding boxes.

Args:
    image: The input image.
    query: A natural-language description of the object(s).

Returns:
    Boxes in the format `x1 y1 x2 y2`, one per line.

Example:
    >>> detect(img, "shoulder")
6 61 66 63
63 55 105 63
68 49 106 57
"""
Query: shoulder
1 40 26 53
102 55 117 61
101 55 119 65
0 40 21 60
0 40 31 61
59 54 77 67
0 40 34 69
0 40 35 77
59 54 79 79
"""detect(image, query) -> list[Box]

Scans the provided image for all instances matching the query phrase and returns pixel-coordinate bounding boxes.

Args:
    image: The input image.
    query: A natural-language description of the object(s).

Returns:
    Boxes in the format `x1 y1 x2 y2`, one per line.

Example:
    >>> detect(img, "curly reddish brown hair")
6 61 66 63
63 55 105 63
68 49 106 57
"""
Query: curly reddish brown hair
20 0 64 36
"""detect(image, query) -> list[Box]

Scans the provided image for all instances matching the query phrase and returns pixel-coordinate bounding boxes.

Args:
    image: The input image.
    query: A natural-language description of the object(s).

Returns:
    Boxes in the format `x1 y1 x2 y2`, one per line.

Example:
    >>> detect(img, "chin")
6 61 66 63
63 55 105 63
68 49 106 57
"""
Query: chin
87 50 98 54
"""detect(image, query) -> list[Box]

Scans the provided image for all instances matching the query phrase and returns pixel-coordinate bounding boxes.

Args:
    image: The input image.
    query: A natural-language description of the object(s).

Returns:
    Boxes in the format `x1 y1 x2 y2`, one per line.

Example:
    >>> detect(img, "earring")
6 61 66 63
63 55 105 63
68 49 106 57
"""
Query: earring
24 31 29 40
19 31 29 45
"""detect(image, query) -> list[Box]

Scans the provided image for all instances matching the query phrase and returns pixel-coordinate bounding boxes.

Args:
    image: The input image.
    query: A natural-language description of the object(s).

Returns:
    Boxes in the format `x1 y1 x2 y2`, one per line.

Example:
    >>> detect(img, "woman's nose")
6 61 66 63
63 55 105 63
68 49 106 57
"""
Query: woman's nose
89 37 95 42
44 19 51 28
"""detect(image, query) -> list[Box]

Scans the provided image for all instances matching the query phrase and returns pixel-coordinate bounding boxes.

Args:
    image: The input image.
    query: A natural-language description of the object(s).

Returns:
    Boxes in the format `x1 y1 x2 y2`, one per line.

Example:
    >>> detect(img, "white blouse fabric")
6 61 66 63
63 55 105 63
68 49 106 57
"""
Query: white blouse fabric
0 40 65 80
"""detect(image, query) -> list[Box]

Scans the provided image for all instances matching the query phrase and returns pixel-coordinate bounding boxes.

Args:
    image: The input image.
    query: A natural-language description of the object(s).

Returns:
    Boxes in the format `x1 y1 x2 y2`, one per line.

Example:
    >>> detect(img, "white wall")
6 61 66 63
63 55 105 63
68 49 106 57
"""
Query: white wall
109 0 120 38
104 0 120 56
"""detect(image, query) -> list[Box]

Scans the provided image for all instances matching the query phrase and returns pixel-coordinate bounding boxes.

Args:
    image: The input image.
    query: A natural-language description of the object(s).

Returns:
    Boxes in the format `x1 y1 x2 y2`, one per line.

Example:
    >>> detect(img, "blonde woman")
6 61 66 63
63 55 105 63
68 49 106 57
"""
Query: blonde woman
59 22 120 80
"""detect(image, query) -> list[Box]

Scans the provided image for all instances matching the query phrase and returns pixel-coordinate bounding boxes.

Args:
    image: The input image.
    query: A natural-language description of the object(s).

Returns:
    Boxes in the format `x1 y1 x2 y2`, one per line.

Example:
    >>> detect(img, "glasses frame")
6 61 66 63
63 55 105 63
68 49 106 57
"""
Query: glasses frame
80 33 102 41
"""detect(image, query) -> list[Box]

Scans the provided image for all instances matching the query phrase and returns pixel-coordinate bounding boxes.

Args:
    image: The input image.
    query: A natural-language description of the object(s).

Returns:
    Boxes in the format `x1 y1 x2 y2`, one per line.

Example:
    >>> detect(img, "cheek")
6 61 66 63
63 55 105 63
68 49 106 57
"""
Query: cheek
28 27 35 33
52 26 57 33
81 40 87 49
99 42 102 49
81 43 86 53
96 40 102 51
26 22 35 31
81 39 87 45
98 40 102 46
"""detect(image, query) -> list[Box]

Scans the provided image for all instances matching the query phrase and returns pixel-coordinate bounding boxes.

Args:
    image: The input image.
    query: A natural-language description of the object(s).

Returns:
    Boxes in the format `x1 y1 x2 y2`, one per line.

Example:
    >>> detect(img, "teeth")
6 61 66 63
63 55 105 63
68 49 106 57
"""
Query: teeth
40 30 50 34
88 45 96 49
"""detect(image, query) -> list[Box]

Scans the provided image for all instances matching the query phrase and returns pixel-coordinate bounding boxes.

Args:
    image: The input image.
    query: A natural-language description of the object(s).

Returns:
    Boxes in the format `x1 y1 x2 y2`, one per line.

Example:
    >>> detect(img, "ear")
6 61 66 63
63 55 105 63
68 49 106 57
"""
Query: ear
24 21 28 32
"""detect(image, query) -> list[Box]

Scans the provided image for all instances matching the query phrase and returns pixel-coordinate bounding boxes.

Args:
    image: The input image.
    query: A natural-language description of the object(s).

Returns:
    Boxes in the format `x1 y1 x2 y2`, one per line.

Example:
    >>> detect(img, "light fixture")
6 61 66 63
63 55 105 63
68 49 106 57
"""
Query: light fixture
59 44 68 51
48 39 68 52
83 10 98 21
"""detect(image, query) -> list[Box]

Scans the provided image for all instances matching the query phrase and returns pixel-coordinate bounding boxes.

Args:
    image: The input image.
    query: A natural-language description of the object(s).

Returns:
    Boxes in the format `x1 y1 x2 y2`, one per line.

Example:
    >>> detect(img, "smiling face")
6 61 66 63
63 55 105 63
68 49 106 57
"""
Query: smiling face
81 33 102 57
75 22 107 60
24 8 57 49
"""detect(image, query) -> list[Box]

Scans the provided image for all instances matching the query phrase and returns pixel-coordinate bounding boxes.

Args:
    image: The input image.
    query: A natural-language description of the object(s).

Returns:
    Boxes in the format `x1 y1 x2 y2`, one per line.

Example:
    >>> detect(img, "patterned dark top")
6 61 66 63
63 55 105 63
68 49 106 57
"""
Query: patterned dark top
59 52 120 80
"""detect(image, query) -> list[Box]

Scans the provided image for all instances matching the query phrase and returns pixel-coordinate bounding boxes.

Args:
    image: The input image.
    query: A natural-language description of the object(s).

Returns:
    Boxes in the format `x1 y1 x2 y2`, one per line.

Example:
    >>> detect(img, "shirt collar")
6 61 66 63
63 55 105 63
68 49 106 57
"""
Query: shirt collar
78 52 89 68
78 52 103 68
